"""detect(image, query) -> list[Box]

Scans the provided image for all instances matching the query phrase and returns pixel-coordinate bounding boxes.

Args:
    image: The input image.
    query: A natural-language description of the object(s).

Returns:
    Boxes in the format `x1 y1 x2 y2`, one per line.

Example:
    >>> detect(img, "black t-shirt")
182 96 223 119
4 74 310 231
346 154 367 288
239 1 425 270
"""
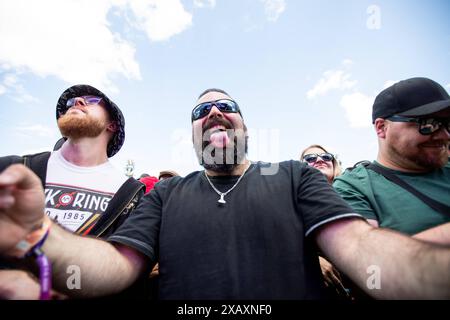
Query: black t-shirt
108 161 360 299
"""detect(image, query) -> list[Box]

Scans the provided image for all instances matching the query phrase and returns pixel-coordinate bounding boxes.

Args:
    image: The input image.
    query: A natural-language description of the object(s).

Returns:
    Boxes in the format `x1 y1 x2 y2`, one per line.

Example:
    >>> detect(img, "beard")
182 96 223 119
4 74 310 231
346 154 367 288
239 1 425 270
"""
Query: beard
58 112 106 139
388 140 449 170
193 117 248 174
201 134 248 173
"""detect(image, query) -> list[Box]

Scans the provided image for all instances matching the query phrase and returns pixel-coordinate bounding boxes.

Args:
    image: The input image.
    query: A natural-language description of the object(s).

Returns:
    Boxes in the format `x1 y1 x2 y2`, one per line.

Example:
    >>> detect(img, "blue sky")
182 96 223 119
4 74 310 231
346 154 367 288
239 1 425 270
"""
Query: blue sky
1 0 449 177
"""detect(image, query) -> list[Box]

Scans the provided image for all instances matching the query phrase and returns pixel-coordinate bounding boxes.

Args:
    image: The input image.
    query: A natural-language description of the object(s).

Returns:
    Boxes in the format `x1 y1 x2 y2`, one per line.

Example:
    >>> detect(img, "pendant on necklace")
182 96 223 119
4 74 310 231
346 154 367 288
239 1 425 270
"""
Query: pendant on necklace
218 193 226 204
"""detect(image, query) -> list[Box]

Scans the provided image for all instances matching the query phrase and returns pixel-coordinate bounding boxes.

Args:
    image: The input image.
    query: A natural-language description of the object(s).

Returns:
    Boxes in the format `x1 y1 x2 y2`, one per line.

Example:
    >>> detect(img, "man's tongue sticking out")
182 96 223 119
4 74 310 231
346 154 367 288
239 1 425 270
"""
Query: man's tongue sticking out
209 129 230 148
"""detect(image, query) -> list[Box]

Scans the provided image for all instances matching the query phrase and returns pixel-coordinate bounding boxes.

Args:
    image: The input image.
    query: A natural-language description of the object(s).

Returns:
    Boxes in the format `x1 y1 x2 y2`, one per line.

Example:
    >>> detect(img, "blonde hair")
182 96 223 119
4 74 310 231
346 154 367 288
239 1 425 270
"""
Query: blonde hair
300 144 342 179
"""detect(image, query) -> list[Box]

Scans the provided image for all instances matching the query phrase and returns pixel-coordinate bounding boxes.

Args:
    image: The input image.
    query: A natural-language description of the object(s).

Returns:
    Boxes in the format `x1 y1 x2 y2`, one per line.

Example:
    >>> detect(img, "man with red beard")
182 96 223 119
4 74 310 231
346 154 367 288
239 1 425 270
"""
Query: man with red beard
0 85 144 299
334 77 450 245
0 88 450 300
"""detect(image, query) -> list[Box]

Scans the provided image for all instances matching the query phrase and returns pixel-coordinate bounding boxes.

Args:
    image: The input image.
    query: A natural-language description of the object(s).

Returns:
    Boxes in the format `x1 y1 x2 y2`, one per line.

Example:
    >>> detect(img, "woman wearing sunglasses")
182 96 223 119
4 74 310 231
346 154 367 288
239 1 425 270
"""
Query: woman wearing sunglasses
300 144 342 184
300 144 350 299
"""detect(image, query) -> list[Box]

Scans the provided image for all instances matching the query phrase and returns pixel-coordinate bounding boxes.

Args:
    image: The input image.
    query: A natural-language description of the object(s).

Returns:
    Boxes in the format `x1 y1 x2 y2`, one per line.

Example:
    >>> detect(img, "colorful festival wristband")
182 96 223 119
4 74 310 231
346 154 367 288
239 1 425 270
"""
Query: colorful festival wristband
7 215 52 258
7 215 53 300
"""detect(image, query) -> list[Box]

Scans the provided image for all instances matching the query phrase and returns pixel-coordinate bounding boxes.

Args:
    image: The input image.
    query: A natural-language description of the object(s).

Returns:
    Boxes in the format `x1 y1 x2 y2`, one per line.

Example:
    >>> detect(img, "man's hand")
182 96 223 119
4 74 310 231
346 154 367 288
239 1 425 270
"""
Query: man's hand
319 256 350 298
0 164 45 254
0 270 68 300
0 270 40 300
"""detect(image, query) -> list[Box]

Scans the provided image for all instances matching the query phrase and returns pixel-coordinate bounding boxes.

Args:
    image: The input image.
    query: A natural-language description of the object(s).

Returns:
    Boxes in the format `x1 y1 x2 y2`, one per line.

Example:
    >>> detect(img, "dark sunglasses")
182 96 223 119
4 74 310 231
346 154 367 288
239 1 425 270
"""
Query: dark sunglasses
66 95 103 108
303 153 334 164
191 99 240 121
386 115 450 135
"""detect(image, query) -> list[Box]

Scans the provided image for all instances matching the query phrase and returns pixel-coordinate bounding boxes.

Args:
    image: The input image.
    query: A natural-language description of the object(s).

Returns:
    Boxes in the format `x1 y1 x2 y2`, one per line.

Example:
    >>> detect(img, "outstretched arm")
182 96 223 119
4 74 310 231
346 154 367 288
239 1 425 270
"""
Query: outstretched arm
42 225 147 297
0 164 148 298
315 218 450 299
367 219 450 246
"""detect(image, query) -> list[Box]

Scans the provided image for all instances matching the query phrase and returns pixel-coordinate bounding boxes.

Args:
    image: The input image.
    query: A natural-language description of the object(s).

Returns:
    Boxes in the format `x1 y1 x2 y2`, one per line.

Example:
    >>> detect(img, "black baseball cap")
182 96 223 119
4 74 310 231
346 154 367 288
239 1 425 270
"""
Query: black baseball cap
56 84 125 157
372 77 450 123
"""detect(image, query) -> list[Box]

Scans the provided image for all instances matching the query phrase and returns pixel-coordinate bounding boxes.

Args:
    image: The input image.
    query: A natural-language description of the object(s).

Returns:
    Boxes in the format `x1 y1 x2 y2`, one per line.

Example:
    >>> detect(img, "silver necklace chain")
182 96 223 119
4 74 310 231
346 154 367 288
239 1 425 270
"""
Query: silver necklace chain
204 162 251 205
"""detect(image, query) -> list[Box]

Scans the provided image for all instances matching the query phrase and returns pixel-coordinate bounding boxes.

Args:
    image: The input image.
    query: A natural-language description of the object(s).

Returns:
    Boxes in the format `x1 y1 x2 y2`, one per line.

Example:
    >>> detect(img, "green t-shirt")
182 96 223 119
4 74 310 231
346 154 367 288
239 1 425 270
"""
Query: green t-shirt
333 160 450 235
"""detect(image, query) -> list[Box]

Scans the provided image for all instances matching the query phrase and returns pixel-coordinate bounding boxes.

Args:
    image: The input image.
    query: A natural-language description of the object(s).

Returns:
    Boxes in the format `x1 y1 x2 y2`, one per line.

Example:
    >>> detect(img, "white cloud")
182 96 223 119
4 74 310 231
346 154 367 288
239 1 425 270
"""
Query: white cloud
0 0 140 93
3 74 19 87
307 70 357 99
12 92 40 104
15 124 57 138
127 0 192 42
261 0 286 22
193 0 216 8
0 0 193 93
340 92 374 128
1 73 39 103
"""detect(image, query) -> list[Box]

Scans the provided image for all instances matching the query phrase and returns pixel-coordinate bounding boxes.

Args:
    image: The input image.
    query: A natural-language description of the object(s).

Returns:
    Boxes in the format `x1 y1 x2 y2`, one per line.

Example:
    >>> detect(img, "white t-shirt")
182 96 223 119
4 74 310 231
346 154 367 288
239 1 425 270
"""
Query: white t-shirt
44 150 127 234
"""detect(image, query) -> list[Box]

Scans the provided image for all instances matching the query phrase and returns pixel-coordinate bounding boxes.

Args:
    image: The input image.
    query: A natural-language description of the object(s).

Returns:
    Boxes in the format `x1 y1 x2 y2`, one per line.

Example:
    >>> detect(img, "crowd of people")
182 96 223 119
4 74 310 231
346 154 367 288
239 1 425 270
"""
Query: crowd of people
0 76 449 300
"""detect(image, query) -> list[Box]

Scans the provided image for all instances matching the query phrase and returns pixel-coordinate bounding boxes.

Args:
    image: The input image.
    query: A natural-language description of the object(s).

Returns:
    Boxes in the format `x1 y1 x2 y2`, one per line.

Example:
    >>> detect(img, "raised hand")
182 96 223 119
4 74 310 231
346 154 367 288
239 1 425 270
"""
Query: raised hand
0 164 45 254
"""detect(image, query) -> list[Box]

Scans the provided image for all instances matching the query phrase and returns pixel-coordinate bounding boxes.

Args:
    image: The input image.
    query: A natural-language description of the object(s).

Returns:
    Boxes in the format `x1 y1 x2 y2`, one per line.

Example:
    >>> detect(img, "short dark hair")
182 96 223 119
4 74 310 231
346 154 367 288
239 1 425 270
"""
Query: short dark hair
198 88 231 100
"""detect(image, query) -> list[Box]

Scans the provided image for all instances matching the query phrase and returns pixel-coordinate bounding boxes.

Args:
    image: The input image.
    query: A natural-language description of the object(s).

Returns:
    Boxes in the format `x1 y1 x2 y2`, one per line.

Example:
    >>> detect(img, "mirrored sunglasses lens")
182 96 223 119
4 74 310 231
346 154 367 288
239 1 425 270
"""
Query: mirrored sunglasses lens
419 125 434 135
192 100 238 120
66 98 75 107
321 153 333 161
192 103 210 120
192 108 201 120
216 100 237 112
83 96 102 105
200 104 212 118
304 155 317 163
419 119 440 135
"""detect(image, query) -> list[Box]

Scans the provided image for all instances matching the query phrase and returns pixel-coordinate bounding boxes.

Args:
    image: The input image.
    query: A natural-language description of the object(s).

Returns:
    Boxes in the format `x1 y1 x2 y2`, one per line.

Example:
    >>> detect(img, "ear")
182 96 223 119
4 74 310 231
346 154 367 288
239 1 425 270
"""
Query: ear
374 118 387 139
107 121 118 133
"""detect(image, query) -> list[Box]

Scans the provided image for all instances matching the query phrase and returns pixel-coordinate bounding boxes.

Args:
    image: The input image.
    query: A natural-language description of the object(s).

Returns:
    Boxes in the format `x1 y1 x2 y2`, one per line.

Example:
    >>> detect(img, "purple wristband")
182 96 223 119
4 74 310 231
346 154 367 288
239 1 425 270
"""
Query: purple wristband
28 231 52 300
35 250 52 300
